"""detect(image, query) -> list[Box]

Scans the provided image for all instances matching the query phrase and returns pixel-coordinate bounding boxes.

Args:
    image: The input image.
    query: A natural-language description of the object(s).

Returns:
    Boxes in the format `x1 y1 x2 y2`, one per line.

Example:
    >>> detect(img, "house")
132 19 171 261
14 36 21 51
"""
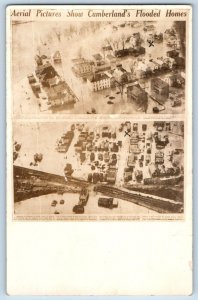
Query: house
106 168 117 184
174 56 185 69
127 34 139 48
127 154 135 167
130 133 139 145
147 61 159 73
124 168 133 182
102 45 113 52
35 63 58 83
80 152 86 163
34 54 43 66
156 58 169 71
72 58 94 78
92 53 105 66
155 151 164 164
27 74 36 84
105 54 116 64
154 32 163 43
31 83 41 95
47 81 75 106
87 73 111 92
136 61 151 78
53 51 62 64
93 53 111 72
167 50 179 58
168 73 185 88
75 141 83 152
151 77 169 104
111 143 119 153
129 144 141 154
164 57 175 69
102 45 113 57
46 76 60 88
127 84 148 112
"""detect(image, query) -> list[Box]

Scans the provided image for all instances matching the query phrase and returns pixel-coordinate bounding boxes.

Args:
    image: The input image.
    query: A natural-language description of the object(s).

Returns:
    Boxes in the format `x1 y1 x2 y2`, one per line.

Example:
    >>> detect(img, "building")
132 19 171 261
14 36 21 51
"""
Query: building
174 56 185 69
151 77 169 104
47 81 75 106
147 61 159 73
92 53 105 66
124 168 133 182
130 133 139 145
27 74 36 84
46 76 60 88
87 73 111 91
105 54 116 64
106 168 117 184
129 144 141 154
127 154 135 167
35 62 58 83
53 51 62 64
155 151 164 164
167 50 179 58
168 73 185 88
56 131 74 153
127 84 148 112
72 58 94 78
31 83 41 95
136 61 151 78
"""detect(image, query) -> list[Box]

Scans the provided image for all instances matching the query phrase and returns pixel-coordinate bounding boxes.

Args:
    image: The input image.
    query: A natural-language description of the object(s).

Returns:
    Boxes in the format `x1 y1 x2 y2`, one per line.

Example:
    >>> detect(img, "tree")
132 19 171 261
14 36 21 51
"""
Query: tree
113 72 128 99
173 21 186 57
120 33 127 50
77 47 83 59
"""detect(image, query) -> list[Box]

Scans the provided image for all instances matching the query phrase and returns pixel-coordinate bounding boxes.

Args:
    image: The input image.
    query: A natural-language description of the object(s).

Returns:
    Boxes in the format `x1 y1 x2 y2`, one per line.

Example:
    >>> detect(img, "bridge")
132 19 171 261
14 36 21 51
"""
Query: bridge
14 165 88 202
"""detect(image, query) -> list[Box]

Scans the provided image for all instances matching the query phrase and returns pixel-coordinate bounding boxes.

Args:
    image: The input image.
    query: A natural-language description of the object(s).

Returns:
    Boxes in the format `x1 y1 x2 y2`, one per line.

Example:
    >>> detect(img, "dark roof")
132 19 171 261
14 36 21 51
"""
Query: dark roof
102 45 113 51
127 84 146 96
47 81 67 97
106 54 115 60
151 77 169 88
53 51 61 58
36 63 56 78
93 53 103 61
89 73 109 83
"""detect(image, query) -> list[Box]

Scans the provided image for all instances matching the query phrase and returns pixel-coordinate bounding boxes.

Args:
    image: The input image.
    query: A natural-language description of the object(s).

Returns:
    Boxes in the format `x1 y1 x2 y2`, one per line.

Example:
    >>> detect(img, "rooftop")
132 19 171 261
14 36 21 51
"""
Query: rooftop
93 53 103 61
88 73 109 83
127 84 146 96
151 77 169 88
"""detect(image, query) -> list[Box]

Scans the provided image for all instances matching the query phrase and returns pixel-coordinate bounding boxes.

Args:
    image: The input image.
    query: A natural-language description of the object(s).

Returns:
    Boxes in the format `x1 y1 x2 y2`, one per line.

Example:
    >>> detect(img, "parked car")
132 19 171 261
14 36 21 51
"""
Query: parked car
51 200 57 207
98 197 118 209
73 205 84 214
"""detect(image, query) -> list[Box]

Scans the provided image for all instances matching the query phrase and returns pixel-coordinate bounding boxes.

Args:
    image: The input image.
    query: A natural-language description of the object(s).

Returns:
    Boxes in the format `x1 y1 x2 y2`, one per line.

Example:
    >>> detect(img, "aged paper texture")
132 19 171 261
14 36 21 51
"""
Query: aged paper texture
6 5 192 295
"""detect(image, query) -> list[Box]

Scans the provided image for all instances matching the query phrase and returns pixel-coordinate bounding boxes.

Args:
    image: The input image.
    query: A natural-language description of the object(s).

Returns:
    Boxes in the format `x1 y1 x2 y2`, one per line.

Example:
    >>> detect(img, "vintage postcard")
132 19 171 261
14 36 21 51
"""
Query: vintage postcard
7 5 191 221
6 5 192 296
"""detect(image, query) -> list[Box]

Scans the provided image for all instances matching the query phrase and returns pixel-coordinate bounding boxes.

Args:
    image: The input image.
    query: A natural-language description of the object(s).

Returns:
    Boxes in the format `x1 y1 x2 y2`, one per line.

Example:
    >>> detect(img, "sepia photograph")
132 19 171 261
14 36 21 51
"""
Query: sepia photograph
11 18 186 115
13 120 184 219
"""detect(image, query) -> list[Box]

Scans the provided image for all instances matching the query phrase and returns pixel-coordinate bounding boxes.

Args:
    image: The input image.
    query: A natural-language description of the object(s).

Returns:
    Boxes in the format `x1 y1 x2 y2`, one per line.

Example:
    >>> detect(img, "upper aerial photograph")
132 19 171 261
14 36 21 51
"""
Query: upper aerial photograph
10 19 186 115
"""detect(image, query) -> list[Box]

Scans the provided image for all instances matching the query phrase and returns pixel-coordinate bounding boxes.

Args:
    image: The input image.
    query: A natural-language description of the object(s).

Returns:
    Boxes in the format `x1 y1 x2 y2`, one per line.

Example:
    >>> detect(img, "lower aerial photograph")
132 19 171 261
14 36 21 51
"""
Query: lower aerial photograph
12 120 184 219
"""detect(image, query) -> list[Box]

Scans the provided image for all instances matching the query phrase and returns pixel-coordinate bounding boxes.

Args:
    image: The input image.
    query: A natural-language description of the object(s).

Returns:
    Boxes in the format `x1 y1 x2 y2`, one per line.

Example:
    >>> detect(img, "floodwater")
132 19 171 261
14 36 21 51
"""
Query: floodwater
11 20 184 116
15 191 154 216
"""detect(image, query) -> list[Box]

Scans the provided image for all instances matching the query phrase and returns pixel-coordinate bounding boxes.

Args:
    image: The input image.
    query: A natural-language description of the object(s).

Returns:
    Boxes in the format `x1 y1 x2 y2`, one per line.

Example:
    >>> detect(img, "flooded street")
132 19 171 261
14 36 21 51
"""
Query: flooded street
15 191 154 216
11 19 184 116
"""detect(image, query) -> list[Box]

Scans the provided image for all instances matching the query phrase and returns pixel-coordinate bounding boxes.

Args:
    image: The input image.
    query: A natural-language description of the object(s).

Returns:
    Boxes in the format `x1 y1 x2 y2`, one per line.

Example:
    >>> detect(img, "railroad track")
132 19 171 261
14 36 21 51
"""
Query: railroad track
94 184 183 214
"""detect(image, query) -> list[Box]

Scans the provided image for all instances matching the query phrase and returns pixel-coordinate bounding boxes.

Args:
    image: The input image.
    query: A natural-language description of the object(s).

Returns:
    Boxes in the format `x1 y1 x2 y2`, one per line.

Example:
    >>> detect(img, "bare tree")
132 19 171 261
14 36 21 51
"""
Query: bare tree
113 73 128 99
120 33 127 50
77 47 83 59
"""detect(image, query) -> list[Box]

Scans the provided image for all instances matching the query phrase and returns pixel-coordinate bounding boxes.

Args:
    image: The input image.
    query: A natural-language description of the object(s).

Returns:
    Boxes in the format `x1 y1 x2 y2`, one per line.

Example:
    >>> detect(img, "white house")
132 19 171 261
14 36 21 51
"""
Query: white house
87 73 111 92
